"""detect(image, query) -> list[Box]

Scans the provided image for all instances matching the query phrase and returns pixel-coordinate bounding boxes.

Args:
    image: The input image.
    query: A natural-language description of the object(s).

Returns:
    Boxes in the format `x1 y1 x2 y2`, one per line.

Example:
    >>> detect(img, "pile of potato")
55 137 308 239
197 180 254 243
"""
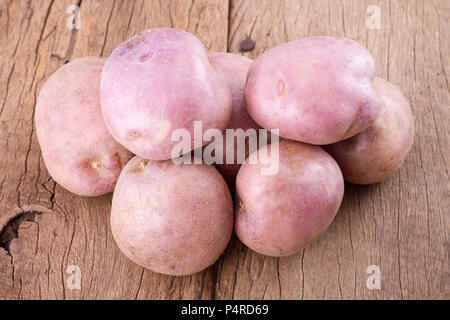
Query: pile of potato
36 28 414 276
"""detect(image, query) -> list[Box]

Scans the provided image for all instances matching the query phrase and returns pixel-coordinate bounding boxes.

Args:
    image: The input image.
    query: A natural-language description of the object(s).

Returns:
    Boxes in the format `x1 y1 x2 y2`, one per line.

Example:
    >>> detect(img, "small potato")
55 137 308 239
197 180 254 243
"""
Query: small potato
235 140 344 257
209 52 261 189
324 77 415 184
110 156 233 276
35 57 133 196
245 36 380 145
101 28 232 160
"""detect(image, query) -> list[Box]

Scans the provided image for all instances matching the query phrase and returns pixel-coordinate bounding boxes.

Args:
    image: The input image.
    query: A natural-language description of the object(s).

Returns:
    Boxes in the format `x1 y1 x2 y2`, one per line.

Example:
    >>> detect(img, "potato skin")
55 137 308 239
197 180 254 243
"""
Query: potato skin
209 52 261 189
235 140 344 257
35 57 133 196
110 156 234 276
324 77 415 184
245 36 380 145
101 28 232 160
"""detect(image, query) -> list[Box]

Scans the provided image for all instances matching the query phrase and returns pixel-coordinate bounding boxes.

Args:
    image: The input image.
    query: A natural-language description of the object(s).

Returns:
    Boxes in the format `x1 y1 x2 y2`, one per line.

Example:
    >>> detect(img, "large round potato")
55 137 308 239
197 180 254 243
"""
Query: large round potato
110 156 234 276
235 140 344 257
35 57 133 196
324 77 415 184
209 52 261 189
101 28 232 160
245 36 380 145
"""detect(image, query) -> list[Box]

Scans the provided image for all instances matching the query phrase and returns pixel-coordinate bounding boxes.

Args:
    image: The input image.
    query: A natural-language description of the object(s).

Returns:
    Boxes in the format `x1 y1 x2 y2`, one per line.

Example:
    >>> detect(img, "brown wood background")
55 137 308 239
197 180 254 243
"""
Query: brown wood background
0 0 448 300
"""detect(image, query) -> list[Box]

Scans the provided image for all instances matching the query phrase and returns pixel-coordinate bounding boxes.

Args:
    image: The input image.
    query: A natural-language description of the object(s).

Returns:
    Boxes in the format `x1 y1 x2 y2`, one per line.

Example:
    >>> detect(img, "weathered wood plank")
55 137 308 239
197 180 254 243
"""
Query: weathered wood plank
218 0 449 299
0 0 448 300
0 0 229 300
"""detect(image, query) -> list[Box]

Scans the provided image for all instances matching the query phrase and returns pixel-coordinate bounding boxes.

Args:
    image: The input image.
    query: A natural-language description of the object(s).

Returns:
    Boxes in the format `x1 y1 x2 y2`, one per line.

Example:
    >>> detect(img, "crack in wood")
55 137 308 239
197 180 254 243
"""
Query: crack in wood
0 211 43 256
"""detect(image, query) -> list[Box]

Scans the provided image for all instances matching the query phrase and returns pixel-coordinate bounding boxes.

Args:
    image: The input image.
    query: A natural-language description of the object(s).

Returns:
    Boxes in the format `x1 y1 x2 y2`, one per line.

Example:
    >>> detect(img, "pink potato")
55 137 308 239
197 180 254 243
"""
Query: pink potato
245 36 381 145
110 156 234 276
235 140 344 257
101 28 232 160
208 52 261 189
324 77 415 184
35 57 133 196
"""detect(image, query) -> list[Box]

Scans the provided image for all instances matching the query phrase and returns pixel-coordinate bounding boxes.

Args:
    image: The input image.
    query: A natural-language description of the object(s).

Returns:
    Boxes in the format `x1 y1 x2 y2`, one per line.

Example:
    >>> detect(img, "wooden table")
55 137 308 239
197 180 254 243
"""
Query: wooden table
0 0 448 300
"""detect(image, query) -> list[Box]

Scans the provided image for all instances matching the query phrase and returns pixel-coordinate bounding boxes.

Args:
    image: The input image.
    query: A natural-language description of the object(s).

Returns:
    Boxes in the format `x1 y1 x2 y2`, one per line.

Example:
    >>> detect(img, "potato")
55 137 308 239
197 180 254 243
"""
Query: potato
35 57 133 196
101 28 232 160
324 77 415 184
209 52 261 189
245 36 380 145
235 140 344 257
110 156 233 276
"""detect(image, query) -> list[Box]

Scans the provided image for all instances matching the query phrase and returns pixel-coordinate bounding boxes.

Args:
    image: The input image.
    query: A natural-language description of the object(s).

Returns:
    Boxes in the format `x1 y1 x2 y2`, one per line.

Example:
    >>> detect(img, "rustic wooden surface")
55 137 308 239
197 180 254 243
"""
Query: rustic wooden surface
0 0 448 300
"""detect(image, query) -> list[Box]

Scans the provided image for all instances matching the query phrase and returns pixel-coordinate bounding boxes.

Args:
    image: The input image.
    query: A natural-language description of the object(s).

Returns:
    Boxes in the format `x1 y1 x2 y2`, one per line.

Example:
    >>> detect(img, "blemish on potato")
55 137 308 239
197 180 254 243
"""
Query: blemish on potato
277 80 289 99
126 35 145 50
128 159 149 173
127 131 141 140
140 53 153 62
91 160 102 169
139 160 149 169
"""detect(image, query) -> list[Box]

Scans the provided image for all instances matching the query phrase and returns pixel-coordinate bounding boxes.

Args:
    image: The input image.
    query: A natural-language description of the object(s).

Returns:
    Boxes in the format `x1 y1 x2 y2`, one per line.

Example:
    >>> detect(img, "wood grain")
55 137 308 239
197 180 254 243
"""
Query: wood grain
0 0 448 300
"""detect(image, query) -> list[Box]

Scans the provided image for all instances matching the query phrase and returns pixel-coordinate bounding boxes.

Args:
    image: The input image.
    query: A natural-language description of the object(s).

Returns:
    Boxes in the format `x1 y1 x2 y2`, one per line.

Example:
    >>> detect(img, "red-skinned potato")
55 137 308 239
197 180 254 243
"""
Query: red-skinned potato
101 28 232 160
208 52 261 190
35 57 133 196
245 36 380 145
324 77 415 184
235 140 344 257
110 156 233 276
